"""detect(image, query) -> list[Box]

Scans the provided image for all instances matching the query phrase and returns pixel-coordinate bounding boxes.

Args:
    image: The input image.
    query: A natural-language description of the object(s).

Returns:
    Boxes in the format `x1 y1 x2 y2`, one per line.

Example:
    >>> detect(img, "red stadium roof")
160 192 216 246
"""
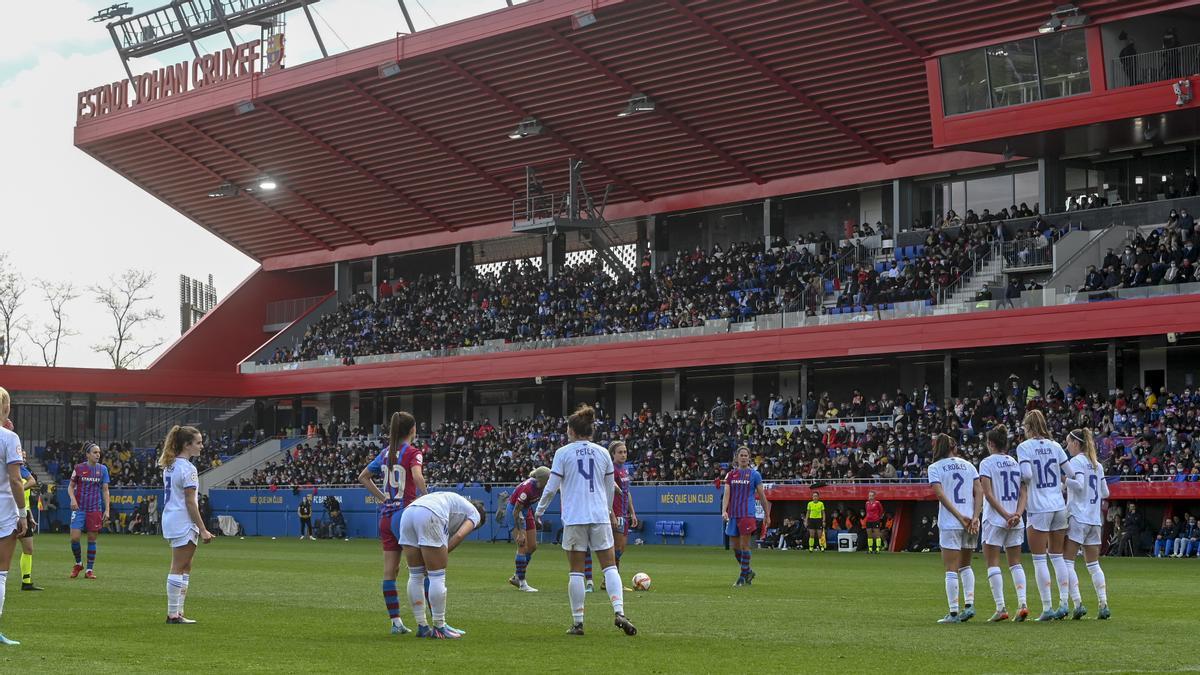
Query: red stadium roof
74 0 1167 265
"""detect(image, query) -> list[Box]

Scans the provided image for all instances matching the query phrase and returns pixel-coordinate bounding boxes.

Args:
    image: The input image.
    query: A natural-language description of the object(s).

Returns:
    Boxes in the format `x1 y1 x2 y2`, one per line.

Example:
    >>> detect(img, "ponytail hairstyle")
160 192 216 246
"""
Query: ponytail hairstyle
1022 409 1050 440
931 433 957 462
1068 427 1099 469
608 440 627 462
0 386 9 424
158 425 200 469
471 499 487 529
986 424 1009 454
387 411 417 467
567 404 595 439
81 441 100 461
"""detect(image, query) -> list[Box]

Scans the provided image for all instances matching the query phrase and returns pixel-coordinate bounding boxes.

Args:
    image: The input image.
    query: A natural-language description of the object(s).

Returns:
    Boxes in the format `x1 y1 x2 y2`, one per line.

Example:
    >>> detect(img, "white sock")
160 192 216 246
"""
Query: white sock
178 574 190 616
944 571 959 613
1067 561 1081 605
602 566 624 615
427 569 447 628
0 571 6 620
167 573 185 616
568 572 586 623
1087 561 1108 606
958 566 975 607
1009 563 1028 607
986 566 1005 611
1049 554 1069 607
1032 554 1052 612
407 567 428 626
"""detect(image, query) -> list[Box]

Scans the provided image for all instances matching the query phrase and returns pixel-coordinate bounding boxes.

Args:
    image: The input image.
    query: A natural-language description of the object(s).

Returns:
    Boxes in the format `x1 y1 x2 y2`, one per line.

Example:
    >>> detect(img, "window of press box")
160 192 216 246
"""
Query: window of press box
940 31 1090 115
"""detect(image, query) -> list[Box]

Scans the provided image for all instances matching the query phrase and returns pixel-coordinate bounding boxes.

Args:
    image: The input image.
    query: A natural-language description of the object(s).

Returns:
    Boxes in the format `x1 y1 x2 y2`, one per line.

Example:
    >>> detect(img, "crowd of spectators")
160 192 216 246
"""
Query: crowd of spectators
227 376 1200 490
40 432 240 487
1081 209 1200 293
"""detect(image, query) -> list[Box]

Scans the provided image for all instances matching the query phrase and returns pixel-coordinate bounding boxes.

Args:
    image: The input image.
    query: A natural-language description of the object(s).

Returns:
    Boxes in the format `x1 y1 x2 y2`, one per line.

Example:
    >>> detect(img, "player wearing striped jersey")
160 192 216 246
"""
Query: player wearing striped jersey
507 466 550 592
722 446 770 587
977 425 1028 622
158 426 215 624
806 491 825 551
0 388 29 645
927 433 982 624
68 442 110 579
399 491 485 639
1015 410 1072 621
535 405 637 637
864 491 884 554
609 441 638 582
357 412 426 636
1063 428 1111 620
16 446 41 592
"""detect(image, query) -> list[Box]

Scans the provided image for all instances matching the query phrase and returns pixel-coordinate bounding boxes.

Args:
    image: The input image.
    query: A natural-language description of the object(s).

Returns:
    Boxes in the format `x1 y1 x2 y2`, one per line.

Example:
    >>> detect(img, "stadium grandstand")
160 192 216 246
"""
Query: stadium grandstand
3 0 1200 556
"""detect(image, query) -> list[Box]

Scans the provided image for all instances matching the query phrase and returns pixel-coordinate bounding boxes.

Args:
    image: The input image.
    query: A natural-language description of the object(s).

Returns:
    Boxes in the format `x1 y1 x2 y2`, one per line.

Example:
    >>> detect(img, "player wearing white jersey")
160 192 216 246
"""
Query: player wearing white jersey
1063 428 1111 620
927 433 982 624
398 491 485 639
977 425 1029 623
0 388 29 646
157 425 214 625
535 405 637 637
1015 409 1072 621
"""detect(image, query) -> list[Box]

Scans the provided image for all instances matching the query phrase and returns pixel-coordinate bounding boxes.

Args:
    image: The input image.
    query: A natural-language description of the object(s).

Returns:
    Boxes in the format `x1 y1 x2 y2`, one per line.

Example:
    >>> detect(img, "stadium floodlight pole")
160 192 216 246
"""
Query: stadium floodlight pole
396 1 417 34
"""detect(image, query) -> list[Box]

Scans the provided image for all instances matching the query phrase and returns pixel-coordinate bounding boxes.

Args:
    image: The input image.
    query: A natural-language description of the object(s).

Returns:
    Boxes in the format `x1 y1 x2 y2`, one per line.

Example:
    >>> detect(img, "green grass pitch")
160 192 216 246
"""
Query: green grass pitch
1 534 1197 673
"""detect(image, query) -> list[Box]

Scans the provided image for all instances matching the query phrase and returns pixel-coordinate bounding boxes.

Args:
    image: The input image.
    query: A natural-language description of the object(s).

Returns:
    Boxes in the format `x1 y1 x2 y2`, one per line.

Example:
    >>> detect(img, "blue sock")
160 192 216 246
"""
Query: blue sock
584 551 593 581
742 549 752 576
72 540 82 564
87 541 97 570
382 580 399 619
515 554 527 581
615 549 623 569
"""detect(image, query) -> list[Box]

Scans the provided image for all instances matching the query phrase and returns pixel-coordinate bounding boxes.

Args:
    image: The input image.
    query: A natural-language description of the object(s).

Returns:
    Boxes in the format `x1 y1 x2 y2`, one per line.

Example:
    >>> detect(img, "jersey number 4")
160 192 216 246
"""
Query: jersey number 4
578 458 596 492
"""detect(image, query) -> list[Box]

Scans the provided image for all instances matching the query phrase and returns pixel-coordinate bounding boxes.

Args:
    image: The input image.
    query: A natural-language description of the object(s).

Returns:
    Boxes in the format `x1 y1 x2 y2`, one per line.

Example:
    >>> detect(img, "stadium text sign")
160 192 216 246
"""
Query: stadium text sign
76 40 262 123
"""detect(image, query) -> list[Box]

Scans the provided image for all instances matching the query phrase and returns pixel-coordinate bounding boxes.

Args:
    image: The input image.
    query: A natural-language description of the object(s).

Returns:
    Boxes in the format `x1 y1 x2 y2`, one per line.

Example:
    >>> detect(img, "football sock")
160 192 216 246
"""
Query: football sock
1032 554 1052 612
1068 561 1081 605
407 567 428 626
1049 554 1069 607
86 541 97 570
427 570 447 628
944 571 960 613
1009 563 1028 606
987 566 1005 610
167 574 185 616
382 579 400 620
568 572 586 623
1087 561 1107 606
602 566 624 615
20 552 31 584
0 572 6 619
71 540 81 565
958 566 975 607
178 574 190 616
742 550 752 577
875 537 884 552
515 554 528 581
808 536 815 550
583 551 593 581
615 549 622 570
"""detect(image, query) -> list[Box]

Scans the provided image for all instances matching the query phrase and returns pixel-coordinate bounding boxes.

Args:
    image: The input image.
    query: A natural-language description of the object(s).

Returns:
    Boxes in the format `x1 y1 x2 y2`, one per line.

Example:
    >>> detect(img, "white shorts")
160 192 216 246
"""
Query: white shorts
1068 518 1102 546
562 523 615 552
167 529 199 548
939 528 978 551
399 506 449 548
1027 510 1069 532
0 515 17 539
982 522 1024 549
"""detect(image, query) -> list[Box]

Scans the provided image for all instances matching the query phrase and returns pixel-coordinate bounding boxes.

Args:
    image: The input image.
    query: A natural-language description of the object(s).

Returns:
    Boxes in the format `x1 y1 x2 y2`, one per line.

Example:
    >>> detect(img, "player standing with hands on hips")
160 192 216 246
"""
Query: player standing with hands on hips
0 387 28 645
535 404 638 637
928 433 983 624
158 425 215 624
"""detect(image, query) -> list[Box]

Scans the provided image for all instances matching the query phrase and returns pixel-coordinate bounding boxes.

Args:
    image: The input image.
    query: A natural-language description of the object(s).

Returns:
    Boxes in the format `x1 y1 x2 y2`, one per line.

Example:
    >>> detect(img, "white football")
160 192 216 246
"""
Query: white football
632 572 651 591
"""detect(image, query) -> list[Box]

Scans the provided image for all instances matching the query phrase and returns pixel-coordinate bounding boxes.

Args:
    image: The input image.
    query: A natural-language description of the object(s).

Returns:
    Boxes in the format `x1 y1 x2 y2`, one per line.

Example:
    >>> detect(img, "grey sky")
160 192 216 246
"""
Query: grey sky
1 0 517 368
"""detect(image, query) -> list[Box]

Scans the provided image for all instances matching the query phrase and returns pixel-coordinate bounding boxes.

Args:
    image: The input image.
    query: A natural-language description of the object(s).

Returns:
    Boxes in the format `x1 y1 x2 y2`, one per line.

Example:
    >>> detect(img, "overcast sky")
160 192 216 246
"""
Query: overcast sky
0 0 517 368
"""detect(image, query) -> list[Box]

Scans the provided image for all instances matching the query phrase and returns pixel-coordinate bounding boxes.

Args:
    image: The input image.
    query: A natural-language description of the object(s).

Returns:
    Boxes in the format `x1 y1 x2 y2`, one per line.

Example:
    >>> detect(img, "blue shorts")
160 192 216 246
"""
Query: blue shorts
379 506 404 552
71 510 103 532
725 517 757 537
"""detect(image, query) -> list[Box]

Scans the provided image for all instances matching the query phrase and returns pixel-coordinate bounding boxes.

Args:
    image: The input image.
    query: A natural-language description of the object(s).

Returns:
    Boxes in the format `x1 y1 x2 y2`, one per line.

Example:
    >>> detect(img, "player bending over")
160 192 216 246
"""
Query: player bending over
508 466 550 592
535 405 638 637
398 491 485 639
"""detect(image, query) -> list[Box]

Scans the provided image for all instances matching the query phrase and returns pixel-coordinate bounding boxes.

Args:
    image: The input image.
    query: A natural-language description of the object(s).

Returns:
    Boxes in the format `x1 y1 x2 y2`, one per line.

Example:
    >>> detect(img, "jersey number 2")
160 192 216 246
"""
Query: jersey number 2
577 458 596 492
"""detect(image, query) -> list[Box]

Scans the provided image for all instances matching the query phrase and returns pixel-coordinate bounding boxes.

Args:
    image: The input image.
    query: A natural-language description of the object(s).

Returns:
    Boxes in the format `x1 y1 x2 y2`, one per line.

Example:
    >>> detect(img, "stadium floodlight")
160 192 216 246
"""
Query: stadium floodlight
378 61 402 79
617 94 656 118
257 177 278 191
234 100 257 116
508 117 543 139
1039 4 1087 33
207 182 241 198
90 2 133 22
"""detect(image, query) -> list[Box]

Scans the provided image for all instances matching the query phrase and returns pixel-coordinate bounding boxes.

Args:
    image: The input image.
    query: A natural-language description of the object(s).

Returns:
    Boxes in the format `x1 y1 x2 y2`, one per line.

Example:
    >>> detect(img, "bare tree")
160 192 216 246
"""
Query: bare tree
0 253 26 365
91 269 164 369
23 280 79 367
